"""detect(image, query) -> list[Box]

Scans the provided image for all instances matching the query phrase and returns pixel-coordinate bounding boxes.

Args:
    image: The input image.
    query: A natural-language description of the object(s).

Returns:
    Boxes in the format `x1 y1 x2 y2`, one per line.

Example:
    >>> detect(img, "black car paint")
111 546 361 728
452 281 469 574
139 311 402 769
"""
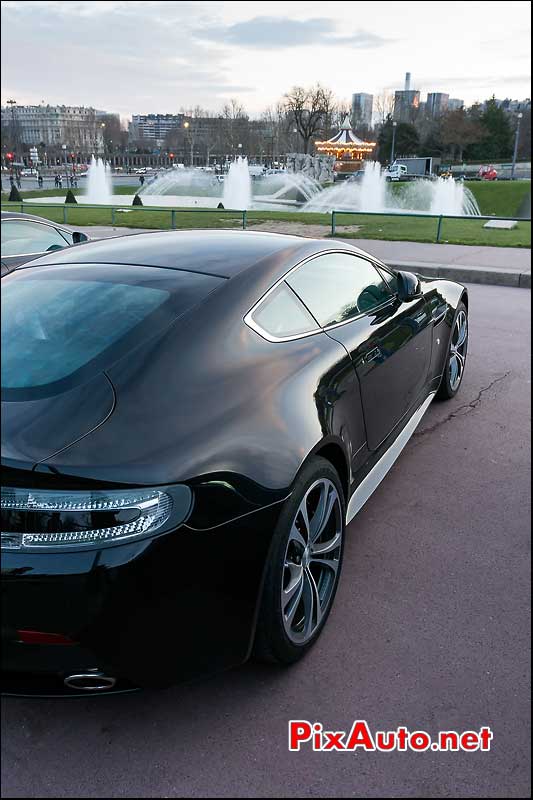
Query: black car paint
1 230 466 692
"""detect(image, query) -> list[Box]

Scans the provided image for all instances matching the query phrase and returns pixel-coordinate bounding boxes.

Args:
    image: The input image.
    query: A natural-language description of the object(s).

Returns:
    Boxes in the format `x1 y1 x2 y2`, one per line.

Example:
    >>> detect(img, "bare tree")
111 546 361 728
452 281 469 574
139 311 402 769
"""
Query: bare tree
333 99 351 130
282 84 335 154
374 91 395 124
221 99 249 157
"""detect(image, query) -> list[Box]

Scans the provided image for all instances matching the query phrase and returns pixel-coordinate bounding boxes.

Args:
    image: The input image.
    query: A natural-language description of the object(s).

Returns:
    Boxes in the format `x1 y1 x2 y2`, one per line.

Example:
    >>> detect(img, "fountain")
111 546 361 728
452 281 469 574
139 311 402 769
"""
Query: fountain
25 153 480 218
139 167 219 197
85 156 112 204
223 157 252 209
430 176 480 216
359 161 386 211
303 161 480 216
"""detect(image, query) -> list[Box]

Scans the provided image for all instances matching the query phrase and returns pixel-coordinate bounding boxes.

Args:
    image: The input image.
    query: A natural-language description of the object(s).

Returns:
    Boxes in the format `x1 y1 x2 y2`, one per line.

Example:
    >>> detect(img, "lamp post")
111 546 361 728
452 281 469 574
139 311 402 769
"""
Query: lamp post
61 144 68 183
6 99 18 158
511 112 523 181
390 120 397 165
183 120 194 166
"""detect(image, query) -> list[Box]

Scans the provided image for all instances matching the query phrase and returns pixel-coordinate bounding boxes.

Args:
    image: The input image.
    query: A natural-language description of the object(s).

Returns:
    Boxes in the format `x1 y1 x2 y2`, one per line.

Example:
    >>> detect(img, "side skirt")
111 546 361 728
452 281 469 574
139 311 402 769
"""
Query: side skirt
346 392 436 524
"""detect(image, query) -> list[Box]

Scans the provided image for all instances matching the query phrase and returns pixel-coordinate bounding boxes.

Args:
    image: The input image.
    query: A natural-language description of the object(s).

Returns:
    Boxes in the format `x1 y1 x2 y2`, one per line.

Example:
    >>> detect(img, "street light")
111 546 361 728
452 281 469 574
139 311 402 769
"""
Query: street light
100 122 106 162
61 143 68 182
390 121 397 165
511 112 524 181
183 120 194 166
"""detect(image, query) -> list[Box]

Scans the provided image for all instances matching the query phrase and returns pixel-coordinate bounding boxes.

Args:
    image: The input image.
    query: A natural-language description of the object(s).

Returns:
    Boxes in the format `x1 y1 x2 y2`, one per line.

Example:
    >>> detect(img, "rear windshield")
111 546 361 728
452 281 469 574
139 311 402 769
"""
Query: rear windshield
1 263 223 399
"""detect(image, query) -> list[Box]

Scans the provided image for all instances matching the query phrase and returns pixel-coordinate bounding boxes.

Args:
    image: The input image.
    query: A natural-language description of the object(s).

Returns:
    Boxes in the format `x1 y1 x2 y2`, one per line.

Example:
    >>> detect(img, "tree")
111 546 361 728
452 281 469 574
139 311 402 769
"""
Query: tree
464 97 514 160
8 184 22 202
374 91 395 125
377 116 420 161
440 108 484 161
283 84 335 154
221 99 249 157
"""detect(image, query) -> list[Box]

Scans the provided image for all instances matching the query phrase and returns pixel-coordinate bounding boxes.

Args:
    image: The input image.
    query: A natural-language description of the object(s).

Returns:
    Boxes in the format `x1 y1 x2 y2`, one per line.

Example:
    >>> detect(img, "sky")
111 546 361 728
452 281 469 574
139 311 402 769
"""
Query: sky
1 0 531 120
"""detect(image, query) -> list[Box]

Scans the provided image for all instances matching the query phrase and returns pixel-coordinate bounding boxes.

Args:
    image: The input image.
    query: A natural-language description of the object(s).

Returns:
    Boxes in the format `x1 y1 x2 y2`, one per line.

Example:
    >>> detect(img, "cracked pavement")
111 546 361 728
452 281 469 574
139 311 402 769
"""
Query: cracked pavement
1 283 531 799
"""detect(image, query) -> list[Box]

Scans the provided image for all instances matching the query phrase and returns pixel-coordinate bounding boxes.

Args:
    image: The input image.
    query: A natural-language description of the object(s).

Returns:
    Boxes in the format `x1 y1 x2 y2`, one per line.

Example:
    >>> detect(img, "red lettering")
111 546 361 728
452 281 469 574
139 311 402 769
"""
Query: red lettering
346 721 375 751
289 721 312 751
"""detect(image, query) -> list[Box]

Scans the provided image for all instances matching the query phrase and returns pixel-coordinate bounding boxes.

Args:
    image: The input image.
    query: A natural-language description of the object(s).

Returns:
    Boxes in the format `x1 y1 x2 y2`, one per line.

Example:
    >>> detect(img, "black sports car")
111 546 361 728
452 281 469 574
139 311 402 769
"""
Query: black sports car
0 230 468 695
1 211 89 276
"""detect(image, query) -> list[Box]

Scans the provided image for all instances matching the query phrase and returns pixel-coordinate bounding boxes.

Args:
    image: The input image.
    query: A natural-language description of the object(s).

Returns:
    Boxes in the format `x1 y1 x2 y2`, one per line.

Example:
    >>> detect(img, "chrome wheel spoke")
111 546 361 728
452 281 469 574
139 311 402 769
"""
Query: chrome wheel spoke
302 568 321 638
289 522 307 551
455 312 468 348
283 568 304 628
297 502 311 544
310 555 339 578
311 530 342 556
310 484 337 543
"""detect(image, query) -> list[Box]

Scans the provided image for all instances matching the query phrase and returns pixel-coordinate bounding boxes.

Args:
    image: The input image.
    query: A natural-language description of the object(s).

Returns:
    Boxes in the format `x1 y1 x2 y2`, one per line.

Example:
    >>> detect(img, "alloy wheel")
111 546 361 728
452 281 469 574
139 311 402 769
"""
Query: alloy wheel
281 478 343 645
449 310 468 392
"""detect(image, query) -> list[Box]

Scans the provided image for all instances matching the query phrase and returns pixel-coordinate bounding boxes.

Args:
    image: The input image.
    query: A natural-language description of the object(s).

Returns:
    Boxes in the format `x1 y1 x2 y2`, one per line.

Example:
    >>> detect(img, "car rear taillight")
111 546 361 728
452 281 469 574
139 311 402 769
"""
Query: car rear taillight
17 630 76 645
1 485 193 550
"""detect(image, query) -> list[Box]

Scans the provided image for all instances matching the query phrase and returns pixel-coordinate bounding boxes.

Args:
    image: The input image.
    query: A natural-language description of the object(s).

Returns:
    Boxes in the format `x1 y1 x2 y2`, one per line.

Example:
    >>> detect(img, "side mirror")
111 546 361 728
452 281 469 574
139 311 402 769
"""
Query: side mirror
396 270 421 302
72 231 89 244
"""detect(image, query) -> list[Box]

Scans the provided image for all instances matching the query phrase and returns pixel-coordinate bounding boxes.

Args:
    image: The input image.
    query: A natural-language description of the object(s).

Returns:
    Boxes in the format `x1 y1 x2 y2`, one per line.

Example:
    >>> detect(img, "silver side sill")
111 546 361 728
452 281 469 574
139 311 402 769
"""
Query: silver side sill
346 391 436 524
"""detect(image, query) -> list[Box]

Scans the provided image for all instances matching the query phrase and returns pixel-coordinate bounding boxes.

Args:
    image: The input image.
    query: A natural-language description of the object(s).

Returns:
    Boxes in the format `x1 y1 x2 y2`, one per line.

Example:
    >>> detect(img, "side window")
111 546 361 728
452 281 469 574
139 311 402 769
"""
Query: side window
248 283 319 340
1 220 70 258
286 252 392 327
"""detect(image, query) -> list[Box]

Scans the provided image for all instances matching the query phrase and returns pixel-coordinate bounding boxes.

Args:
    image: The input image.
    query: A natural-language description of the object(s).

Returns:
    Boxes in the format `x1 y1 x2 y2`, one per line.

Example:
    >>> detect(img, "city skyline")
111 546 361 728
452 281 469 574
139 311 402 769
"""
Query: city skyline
1 1 531 119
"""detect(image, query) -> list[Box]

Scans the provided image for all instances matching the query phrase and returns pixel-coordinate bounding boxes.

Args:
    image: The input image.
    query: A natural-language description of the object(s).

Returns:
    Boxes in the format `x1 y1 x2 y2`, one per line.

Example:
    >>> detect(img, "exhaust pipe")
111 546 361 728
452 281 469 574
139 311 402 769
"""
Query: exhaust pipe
64 670 117 691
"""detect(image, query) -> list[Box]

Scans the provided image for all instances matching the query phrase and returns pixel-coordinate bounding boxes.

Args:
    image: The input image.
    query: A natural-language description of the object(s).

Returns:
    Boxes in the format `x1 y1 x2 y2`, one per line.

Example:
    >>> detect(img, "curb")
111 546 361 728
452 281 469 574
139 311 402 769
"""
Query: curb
385 260 531 289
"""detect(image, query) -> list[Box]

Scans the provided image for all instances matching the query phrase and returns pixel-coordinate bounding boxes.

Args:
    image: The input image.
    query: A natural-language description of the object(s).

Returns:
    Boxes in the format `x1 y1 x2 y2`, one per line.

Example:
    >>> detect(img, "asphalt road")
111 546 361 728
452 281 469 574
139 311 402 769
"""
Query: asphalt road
1 284 530 799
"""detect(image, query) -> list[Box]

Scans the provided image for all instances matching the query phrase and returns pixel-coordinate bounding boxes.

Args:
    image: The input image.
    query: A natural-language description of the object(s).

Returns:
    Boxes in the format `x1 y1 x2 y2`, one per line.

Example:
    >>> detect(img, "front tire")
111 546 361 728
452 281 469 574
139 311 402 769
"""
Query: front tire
437 301 468 400
254 457 346 665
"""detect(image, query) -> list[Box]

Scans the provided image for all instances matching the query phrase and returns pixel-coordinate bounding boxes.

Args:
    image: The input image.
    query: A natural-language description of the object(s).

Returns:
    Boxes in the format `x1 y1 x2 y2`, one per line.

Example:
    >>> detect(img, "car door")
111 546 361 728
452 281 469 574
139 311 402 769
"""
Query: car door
1 219 72 270
286 251 433 452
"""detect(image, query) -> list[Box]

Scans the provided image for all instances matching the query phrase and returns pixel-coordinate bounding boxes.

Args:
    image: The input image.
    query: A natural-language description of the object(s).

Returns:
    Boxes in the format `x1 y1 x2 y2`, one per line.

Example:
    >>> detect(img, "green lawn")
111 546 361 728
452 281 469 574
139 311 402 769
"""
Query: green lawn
1 201 249 230
2 180 530 248
335 213 531 248
464 181 531 217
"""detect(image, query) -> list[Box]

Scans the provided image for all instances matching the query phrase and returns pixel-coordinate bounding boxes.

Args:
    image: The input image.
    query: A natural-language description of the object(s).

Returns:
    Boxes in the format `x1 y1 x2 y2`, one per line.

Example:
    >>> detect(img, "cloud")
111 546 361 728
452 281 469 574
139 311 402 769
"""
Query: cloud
1 1 254 114
195 16 390 50
417 74 532 91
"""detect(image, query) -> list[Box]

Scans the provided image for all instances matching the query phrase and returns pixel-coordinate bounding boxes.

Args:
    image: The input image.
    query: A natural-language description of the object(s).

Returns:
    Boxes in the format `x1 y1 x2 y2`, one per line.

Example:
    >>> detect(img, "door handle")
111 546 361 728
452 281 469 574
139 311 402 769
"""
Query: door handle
363 347 383 364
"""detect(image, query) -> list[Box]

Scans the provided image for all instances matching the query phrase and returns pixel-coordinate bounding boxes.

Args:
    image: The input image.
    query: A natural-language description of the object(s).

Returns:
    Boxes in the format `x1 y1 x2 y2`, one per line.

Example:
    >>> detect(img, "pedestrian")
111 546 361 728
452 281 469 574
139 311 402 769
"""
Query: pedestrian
16 173 21 189
38 173 43 188
58 175 62 189
54 173 59 188
139 174 145 186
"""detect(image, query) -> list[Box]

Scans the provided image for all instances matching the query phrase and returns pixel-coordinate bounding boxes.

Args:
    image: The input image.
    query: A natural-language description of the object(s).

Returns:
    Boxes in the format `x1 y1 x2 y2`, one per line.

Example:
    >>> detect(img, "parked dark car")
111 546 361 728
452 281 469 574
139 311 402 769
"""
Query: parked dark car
1 211 89 276
1 230 468 695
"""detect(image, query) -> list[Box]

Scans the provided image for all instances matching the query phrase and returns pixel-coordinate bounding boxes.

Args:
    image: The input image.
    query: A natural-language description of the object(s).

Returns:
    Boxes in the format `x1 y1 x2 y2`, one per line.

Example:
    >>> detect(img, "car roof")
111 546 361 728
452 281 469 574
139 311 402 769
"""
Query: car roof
1 210 71 228
15 229 325 279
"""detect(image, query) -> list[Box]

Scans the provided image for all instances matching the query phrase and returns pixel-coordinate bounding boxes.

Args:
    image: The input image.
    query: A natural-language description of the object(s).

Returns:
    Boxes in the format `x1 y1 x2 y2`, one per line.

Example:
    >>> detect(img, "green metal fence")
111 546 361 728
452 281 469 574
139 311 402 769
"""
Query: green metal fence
1 201 248 230
330 209 531 242
1 201 530 244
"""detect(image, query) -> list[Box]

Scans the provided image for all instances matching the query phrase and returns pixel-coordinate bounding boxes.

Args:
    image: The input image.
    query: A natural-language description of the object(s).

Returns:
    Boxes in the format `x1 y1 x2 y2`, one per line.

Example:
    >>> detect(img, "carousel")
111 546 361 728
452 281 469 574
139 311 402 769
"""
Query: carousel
315 115 376 179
